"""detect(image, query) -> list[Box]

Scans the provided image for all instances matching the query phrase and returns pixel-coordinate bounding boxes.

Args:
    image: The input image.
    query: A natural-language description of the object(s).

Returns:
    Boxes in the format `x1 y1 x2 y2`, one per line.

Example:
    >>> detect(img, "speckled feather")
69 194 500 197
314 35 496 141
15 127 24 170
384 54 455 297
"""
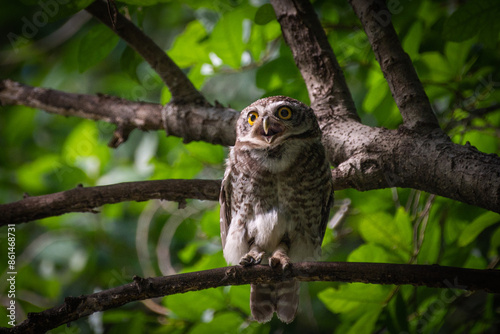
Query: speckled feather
220 96 334 323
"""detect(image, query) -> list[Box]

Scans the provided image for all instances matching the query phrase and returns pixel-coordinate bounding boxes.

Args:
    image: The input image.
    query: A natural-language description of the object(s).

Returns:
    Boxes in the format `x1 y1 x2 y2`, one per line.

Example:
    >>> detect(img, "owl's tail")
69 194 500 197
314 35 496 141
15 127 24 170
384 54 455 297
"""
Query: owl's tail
250 280 300 324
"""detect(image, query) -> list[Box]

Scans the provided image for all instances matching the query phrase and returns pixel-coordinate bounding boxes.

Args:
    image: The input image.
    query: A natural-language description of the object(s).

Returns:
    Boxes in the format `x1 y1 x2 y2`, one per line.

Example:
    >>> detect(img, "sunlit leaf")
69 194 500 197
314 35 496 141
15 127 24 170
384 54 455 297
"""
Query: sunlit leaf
347 244 392 263
209 6 256 68
16 154 62 193
168 21 210 68
362 68 388 113
458 212 500 247
356 208 413 261
417 215 441 264
403 21 423 59
318 283 390 318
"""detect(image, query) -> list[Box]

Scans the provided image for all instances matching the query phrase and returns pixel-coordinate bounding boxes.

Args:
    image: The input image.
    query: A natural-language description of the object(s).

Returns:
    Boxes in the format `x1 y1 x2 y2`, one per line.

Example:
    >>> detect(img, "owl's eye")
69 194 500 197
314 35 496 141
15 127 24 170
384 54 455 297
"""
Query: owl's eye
277 106 292 120
247 111 259 126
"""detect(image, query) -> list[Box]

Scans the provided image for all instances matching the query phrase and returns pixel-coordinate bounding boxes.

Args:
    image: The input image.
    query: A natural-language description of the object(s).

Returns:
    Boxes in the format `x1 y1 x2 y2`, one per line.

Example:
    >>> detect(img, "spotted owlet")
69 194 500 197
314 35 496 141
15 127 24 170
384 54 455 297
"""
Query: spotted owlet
219 96 334 323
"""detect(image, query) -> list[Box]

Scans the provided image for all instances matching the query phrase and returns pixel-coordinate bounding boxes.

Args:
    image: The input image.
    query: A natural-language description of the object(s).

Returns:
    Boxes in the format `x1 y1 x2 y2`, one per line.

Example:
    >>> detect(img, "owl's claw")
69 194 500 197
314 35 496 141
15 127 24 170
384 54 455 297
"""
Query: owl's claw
239 251 264 266
269 253 291 271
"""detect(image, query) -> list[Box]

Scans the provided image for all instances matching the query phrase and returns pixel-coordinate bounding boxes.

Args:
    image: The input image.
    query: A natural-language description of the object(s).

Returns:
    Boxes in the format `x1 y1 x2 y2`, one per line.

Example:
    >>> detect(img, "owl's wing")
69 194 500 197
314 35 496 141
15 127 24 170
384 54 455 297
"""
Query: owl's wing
319 181 334 240
219 170 232 248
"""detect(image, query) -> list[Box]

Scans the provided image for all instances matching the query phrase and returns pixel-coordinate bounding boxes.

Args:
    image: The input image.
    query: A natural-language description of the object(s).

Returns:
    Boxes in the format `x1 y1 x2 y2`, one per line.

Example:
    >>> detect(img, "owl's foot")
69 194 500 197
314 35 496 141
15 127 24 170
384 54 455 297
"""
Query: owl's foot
240 249 265 266
269 244 292 271
269 239 291 271
269 252 291 270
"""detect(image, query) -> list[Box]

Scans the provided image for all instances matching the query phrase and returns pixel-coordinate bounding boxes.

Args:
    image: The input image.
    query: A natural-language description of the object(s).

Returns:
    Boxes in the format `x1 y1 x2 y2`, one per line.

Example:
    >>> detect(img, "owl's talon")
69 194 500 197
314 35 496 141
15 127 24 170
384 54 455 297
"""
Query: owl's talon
239 251 264 266
269 254 291 270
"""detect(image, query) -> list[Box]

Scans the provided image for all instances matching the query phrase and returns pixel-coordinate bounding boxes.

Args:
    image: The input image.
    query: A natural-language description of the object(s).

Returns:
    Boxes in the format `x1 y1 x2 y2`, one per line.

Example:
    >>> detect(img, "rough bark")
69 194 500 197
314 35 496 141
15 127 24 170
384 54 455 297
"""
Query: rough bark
0 179 221 226
0 79 239 147
0 79 162 131
2 262 498 333
349 0 440 131
270 0 359 121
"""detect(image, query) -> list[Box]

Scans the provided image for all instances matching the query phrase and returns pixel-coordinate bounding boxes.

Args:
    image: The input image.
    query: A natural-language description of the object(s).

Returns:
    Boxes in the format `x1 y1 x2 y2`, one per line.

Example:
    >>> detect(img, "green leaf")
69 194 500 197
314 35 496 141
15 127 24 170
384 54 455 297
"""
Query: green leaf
78 24 120 73
200 206 222 238
389 292 410 333
168 21 210 68
490 226 500 255
442 0 500 42
444 40 475 78
120 46 143 82
16 154 61 193
347 307 383 334
402 21 423 59
417 215 441 264
460 129 498 155
357 208 413 261
62 121 97 164
184 141 225 164
419 52 453 81
362 68 389 113
347 244 392 263
228 285 251 315
254 4 276 25
458 212 500 247
188 312 244 334
209 7 256 68
318 283 389 315
164 289 226 321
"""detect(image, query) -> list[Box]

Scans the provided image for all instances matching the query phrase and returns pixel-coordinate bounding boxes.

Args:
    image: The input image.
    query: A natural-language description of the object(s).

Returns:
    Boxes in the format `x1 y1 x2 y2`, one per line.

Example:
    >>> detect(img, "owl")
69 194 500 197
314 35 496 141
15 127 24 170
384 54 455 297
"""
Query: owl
220 96 334 323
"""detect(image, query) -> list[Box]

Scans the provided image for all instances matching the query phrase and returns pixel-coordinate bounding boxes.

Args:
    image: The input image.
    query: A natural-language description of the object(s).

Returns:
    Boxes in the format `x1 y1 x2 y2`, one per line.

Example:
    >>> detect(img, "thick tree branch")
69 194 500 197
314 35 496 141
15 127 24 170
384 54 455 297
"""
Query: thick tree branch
2 78 499 216
0 79 163 132
0 79 239 147
348 0 440 131
85 0 206 104
331 128 500 213
270 0 359 120
0 179 221 226
2 263 498 333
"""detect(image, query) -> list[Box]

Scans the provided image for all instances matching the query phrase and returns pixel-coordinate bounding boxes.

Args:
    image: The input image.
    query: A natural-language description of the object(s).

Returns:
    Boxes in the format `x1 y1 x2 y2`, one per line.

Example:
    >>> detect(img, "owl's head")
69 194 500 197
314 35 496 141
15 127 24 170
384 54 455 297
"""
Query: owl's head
235 96 321 148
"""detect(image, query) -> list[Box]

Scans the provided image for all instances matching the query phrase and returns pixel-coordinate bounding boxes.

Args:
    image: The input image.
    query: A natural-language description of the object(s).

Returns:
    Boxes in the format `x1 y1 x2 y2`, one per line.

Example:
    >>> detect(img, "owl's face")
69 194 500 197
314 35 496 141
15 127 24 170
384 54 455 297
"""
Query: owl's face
236 96 321 149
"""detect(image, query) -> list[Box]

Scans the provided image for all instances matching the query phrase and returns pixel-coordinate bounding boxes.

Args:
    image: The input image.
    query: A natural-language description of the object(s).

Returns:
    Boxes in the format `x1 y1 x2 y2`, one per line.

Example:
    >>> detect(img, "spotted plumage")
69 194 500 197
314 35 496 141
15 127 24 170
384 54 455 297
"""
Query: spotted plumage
220 96 334 323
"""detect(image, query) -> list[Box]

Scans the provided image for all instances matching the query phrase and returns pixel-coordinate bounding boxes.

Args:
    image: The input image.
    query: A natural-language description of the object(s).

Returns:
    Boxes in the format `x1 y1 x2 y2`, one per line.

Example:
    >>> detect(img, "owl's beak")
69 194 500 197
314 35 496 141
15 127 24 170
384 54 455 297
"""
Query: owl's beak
260 116 284 144
263 117 270 135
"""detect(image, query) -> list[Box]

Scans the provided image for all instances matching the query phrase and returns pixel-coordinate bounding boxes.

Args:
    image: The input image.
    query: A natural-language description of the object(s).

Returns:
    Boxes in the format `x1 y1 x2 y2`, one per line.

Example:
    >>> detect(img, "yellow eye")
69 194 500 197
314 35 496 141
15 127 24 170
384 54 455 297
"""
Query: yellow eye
247 111 258 126
277 106 292 120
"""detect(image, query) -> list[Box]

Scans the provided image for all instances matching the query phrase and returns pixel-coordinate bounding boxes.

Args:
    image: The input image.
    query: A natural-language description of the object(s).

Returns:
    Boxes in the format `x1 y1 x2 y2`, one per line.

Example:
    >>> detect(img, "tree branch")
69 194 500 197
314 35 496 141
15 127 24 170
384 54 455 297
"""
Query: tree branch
270 0 359 120
2 262 498 333
0 179 221 226
0 79 239 147
348 0 440 131
331 128 500 213
85 0 206 104
0 79 162 131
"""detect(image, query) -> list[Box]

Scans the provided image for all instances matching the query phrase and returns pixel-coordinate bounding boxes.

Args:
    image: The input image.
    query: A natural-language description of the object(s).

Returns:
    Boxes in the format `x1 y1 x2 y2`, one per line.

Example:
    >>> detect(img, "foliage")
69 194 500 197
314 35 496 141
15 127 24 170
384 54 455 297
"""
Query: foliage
1 0 500 333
